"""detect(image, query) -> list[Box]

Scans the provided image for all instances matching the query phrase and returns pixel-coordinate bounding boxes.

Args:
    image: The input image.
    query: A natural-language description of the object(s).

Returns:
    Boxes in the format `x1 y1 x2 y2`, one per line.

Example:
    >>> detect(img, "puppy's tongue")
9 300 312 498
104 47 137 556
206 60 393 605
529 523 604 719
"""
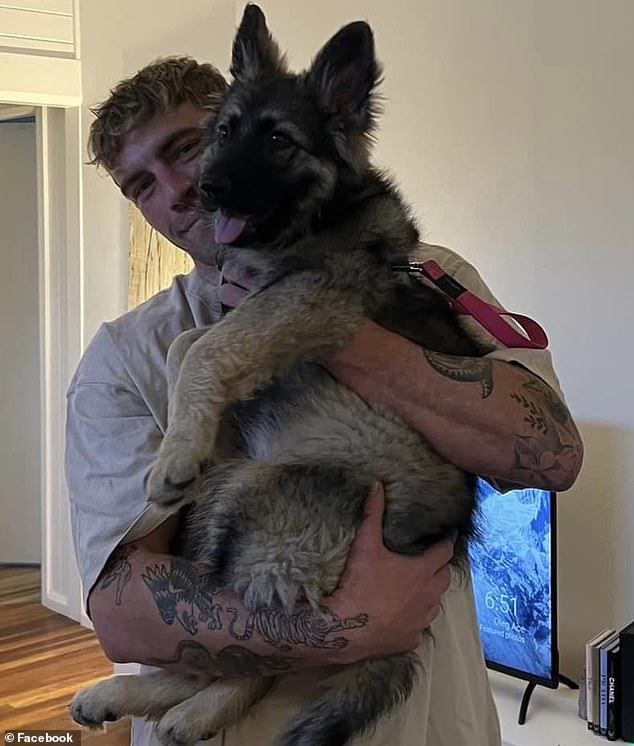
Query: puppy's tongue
215 215 247 245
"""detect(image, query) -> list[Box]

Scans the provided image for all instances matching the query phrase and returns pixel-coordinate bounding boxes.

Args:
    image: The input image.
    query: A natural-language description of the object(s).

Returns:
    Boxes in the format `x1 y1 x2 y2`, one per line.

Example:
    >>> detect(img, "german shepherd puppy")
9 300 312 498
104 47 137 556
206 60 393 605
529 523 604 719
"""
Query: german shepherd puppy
71 5 484 745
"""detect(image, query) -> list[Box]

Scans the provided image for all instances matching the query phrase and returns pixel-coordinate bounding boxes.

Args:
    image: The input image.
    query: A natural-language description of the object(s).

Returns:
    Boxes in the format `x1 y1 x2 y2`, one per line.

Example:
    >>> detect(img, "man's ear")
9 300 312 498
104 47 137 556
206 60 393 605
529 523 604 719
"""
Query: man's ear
306 21 382 132
230 3 288 83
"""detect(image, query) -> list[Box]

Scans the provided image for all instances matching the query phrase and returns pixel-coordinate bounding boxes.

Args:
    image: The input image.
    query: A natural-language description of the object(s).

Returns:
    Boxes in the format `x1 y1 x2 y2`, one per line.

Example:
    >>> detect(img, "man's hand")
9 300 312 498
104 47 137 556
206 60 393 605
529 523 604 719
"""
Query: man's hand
330 482 455 664
89 483 453 671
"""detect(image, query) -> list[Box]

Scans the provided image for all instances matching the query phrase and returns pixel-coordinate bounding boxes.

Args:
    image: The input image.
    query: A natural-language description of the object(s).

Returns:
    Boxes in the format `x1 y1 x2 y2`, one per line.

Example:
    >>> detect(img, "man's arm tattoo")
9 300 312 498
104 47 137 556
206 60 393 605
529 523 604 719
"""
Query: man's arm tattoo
141 558 369 654
511 377 572 432
142 557 223 635
421 348 582 487
423 350 494 398
147 640 292 676
142 554 369 646
99 543 136 605
509 375 583 489
226 606 368 651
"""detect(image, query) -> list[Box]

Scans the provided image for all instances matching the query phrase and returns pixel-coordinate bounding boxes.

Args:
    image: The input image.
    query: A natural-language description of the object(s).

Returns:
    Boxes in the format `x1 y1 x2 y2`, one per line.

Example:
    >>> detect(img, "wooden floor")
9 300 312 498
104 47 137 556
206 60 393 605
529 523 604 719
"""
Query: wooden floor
0 566 131 745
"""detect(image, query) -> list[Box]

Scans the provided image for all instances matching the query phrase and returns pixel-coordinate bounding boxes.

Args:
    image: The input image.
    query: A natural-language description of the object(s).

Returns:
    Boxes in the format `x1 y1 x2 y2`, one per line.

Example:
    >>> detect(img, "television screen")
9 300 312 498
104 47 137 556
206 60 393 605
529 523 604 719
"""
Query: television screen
469 478 558 687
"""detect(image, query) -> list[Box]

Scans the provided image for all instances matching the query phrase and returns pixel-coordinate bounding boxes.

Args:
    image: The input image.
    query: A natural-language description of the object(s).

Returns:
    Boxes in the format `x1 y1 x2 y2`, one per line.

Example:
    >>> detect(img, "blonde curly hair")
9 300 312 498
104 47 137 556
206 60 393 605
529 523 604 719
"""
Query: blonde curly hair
88 56 227 171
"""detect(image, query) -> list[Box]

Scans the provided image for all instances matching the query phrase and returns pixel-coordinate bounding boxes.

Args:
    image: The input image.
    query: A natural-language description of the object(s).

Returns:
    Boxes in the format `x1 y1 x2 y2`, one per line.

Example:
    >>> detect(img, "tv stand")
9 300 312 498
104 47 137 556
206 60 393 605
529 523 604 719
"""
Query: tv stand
490 670 598 746
518 674 579 725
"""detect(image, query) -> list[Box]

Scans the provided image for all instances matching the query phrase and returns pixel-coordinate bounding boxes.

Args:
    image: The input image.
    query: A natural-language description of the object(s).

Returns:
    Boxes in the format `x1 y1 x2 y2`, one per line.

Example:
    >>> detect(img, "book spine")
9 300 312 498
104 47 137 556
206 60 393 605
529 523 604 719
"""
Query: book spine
592 643 602 730
600 646 608 735
607 646 620 741
585 643 594 728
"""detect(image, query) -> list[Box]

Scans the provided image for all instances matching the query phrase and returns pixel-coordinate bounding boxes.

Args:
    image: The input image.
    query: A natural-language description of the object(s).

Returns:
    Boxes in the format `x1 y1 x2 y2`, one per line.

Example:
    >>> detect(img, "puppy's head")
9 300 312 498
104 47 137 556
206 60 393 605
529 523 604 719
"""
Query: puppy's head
199 3 382 248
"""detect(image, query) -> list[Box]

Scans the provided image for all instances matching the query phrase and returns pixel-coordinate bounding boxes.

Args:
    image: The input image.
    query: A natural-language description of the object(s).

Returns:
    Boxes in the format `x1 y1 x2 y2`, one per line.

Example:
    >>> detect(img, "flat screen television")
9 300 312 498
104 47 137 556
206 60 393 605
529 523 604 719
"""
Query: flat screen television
469 478 558 688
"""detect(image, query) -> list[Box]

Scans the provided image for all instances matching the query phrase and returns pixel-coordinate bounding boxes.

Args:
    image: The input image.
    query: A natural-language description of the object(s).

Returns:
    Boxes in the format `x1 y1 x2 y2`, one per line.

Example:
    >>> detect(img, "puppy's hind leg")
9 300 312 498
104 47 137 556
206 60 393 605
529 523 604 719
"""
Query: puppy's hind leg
156 677 273 746
70 671 215 729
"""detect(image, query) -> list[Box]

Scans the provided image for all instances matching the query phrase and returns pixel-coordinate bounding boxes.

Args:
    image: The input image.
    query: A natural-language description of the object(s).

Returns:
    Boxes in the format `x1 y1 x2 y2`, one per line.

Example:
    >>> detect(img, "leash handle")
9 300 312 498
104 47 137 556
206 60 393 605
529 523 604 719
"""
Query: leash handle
393 260 549 350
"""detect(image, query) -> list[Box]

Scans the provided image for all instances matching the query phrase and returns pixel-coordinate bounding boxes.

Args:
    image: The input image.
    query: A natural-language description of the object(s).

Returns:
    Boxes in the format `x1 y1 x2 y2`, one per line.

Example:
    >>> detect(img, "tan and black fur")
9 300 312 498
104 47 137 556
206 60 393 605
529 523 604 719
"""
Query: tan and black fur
71 5 485 745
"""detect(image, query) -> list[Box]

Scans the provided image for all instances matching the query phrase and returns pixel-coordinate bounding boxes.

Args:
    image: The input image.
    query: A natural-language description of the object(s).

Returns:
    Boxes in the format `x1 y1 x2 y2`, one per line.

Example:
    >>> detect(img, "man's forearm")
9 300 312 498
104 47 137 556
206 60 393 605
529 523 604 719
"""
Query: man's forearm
89 543 368 675
328 321 583 490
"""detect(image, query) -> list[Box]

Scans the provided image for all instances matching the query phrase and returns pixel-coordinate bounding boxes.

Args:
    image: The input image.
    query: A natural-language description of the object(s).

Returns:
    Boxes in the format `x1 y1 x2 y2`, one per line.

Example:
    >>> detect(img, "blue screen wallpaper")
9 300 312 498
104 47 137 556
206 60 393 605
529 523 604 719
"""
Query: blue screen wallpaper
469 479 554 682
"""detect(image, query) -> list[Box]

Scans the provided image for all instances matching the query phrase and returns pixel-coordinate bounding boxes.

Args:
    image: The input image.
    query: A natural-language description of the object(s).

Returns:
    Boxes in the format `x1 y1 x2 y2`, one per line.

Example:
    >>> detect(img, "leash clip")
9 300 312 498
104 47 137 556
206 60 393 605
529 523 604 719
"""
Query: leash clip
393 260 549 350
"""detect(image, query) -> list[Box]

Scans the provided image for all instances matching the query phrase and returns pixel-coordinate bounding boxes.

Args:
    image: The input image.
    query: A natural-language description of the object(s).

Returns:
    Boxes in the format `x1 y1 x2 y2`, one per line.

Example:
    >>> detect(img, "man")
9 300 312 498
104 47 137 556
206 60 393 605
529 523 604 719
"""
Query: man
67 56 583 746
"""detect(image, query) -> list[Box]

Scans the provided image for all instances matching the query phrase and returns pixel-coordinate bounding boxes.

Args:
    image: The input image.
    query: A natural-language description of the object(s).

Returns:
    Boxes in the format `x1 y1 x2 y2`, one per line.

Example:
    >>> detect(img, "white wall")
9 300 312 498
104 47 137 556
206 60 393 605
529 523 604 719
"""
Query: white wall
0 118 41 563
79 0 634 678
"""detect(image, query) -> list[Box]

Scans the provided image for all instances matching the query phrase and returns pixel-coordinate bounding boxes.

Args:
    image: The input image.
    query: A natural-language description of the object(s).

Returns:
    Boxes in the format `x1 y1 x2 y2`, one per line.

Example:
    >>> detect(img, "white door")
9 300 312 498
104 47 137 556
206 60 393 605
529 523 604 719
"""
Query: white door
0 111 41 564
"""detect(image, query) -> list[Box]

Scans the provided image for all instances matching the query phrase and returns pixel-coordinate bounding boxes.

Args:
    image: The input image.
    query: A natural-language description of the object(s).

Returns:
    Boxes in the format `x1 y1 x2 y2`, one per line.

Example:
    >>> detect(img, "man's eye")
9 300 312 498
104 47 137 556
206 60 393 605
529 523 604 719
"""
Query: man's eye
179 141 199 156
134 179 153 199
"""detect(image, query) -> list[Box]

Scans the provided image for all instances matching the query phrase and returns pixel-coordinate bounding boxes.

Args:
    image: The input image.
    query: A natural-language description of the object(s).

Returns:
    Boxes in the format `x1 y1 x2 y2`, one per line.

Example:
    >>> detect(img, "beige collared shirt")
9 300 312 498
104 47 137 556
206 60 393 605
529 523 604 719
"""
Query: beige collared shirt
66 243 564 745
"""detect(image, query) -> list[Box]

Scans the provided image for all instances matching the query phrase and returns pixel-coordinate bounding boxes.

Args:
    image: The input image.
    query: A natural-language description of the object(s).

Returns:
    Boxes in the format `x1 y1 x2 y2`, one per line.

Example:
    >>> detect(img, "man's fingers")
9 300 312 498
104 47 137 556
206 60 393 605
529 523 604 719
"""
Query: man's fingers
352 481 386 545
427 604 442 625
336 483 458 601
352 482 387 554
425 534 457 573
337 482 385 586
434 564 452 595
353 486 456 572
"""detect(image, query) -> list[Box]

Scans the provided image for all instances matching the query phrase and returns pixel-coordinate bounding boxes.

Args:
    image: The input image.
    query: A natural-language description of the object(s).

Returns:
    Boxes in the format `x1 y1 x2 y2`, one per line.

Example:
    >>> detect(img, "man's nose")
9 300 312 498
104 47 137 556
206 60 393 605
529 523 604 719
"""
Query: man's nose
161 168 197 211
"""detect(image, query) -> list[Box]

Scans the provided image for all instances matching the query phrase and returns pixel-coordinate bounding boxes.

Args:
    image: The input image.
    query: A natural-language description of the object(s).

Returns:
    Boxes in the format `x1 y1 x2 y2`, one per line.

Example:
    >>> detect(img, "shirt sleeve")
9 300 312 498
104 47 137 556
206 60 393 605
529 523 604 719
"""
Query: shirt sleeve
416 243 565 401
65 325 177 612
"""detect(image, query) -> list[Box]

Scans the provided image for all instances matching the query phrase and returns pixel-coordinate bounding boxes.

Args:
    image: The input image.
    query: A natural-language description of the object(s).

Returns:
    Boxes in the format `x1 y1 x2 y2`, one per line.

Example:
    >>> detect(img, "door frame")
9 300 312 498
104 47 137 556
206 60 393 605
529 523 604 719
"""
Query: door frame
36 103 87 624
1 71 86 623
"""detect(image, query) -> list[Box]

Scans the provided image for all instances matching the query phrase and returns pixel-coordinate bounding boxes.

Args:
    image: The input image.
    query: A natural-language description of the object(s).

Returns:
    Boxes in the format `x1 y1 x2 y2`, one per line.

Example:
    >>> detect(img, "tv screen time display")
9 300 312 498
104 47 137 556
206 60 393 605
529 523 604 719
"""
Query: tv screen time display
469 479 556 685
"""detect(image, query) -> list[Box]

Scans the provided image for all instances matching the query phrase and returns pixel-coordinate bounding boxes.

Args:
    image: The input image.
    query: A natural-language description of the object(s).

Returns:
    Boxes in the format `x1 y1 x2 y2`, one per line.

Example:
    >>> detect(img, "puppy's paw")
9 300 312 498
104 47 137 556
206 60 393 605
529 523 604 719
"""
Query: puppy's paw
237 568 321 615
69 681 125 729
146 436 209 505
156 710 215 746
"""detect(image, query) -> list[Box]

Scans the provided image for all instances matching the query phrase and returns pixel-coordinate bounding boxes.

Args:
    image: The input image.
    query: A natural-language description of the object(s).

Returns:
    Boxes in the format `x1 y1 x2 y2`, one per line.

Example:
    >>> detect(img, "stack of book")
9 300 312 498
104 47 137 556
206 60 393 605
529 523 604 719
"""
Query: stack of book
585 621 634 741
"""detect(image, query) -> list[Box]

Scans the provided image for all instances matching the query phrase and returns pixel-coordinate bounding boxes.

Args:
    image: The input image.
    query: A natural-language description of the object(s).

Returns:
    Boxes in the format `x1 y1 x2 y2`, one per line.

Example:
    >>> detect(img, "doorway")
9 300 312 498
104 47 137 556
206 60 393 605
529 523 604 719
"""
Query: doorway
0 101 85 624
0 108 41 566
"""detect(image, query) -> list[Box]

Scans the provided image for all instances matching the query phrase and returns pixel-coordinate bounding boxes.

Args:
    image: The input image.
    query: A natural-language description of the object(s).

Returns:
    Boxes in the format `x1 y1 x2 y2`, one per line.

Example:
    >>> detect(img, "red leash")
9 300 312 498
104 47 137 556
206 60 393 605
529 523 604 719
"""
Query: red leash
392 260 549 350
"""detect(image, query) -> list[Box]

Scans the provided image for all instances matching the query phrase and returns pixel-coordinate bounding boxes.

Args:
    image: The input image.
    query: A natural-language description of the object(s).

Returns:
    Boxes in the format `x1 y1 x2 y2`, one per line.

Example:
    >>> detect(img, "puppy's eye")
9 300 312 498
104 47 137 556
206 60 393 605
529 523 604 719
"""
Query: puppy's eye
217 124 230 144
270 131 292 148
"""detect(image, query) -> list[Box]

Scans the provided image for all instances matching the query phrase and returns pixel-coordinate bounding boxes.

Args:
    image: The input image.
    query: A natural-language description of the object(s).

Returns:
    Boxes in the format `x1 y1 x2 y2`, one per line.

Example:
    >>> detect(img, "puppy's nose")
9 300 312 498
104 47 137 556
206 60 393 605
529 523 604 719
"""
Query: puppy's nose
199 177 229 209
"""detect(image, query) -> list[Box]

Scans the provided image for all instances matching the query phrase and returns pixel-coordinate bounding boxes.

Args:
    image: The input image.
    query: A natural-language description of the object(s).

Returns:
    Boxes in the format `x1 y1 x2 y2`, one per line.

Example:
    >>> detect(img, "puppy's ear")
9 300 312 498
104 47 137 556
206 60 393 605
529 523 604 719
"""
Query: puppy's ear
307 21 382 133
231 4 287 82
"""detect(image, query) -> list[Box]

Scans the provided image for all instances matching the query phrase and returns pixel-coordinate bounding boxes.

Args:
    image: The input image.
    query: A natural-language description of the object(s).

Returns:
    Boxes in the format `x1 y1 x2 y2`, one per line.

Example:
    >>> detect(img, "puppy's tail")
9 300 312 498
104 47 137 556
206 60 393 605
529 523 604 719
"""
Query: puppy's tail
277 652 419 746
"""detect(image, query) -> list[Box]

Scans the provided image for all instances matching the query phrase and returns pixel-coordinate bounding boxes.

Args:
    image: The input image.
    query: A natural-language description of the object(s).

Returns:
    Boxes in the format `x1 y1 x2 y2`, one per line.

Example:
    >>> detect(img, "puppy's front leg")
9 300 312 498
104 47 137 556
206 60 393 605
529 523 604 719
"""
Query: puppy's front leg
166 327 211 398
147 272 363 504
156 677 273 746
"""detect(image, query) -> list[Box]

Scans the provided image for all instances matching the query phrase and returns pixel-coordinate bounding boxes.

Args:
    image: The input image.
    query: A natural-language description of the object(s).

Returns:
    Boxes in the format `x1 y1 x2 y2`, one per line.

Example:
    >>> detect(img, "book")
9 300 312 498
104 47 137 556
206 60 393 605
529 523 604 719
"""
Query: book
620 620 634 741
585 628 615 729
607 642 620 741
599 633 620 735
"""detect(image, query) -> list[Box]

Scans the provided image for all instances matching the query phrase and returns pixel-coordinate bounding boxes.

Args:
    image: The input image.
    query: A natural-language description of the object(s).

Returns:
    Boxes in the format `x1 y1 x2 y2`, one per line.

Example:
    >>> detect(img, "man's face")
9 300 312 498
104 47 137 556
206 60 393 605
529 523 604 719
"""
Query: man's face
112 102 215 265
